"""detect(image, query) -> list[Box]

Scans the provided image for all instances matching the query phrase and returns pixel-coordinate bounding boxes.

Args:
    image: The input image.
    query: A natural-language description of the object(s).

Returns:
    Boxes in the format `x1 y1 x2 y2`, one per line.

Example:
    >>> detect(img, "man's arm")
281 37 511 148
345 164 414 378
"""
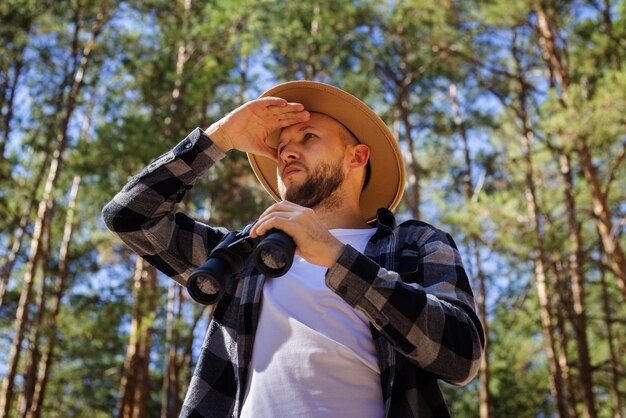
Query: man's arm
102 98 310 287
325 224 485 386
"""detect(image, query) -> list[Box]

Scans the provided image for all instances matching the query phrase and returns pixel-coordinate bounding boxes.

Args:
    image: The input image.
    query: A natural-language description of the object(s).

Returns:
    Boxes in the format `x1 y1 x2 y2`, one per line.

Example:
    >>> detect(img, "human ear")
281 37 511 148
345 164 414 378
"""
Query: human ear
349 144 370 168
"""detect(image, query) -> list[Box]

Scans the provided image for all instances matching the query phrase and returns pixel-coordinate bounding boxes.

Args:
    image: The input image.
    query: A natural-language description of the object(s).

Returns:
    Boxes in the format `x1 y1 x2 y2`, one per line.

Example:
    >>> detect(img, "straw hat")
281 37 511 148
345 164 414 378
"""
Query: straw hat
247 80 406 223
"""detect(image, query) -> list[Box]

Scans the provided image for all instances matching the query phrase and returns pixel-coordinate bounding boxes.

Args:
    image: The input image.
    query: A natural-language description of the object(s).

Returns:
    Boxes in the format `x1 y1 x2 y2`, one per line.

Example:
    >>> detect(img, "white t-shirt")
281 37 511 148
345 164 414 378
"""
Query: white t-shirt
240 228 382 418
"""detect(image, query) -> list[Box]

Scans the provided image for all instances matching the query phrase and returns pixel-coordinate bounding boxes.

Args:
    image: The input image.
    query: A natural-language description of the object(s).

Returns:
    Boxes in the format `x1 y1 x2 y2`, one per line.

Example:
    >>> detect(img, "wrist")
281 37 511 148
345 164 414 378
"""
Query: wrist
324 241 345 268
205 122 234 152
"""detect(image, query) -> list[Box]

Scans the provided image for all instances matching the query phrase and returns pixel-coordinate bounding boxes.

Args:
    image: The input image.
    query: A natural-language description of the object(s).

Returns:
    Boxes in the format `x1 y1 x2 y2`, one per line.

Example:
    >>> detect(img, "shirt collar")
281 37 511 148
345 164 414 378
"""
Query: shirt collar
374 208 396 234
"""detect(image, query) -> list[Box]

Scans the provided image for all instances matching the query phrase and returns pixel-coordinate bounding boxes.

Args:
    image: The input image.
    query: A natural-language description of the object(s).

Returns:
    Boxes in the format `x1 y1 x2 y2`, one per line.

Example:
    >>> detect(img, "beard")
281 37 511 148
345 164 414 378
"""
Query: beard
278 158 344 210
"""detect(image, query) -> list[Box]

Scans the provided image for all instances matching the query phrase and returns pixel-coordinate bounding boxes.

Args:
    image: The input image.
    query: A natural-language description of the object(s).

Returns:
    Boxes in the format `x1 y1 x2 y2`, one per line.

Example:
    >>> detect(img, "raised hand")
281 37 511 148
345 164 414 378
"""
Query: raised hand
206 97 310 161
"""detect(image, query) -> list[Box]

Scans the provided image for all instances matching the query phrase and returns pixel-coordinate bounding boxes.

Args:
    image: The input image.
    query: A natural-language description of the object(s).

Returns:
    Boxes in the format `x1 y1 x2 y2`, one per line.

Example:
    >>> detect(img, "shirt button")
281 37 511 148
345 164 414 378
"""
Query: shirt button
184 142 192 149
338 285 348 295
375 317 384 326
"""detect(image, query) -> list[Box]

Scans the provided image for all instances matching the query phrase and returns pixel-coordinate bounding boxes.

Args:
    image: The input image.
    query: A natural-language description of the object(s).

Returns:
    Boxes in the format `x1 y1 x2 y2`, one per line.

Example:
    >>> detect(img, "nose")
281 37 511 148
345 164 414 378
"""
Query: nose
279 143 301 163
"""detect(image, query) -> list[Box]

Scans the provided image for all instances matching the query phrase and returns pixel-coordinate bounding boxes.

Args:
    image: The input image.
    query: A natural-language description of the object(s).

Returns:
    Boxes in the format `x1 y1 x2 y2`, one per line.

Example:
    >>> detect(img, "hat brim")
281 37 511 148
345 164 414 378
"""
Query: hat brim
247 80 406 224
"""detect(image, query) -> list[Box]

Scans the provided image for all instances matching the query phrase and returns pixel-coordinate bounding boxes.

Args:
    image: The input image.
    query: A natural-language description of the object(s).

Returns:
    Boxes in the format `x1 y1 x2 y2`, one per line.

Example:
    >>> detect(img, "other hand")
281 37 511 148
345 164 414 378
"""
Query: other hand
249 201 344 268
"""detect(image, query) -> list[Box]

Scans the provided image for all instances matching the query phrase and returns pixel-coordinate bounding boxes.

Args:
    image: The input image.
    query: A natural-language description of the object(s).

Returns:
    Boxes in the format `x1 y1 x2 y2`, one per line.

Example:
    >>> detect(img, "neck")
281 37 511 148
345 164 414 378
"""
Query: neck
313 190 370 230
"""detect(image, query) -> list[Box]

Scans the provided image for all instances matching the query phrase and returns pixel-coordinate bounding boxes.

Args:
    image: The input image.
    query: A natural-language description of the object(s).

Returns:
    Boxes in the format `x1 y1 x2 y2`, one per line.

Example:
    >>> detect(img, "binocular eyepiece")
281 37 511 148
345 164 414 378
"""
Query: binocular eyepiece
187 225 295 305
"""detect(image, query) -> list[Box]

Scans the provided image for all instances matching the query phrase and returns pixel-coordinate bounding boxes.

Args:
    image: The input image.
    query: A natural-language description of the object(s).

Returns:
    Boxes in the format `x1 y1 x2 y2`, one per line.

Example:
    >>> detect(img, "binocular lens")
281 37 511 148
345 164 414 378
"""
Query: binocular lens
257 245 289 270
187 258 230 305
252 230 296 277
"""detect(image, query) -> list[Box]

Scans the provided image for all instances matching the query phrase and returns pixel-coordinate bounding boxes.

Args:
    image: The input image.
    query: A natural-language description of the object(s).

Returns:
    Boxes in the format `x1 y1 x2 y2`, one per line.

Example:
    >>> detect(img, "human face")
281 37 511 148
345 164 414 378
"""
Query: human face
276 113 351 209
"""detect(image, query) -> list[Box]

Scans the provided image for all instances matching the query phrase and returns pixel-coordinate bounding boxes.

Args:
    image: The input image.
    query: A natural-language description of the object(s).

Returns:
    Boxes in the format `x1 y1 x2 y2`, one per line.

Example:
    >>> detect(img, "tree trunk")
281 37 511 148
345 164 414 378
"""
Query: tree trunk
552 261 578 418
518 100 567 418
25 175 81 418
533 4 570 104
0 148 50 307
598 251 624 418
578 141 626 302
449 82 491 418
0 12 106 417
17 206 54 418
163 0 191 139
117 258 158 418
160 282 177 418
0 158 54 418
510 22 570 416
0 82 65 307
395 86 421 220
474 245 491 418
558 152 598 418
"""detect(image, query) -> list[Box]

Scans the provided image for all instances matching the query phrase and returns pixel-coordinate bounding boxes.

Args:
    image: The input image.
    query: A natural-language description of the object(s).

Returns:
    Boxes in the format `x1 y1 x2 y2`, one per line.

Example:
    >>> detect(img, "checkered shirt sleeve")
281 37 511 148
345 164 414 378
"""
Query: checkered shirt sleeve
101 128 228 286
326 221 485 386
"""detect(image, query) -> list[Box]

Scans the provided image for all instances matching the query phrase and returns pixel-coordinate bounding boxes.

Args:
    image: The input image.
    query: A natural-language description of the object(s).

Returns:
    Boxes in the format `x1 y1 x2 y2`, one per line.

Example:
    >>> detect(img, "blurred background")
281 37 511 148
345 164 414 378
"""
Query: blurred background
0 0 625 417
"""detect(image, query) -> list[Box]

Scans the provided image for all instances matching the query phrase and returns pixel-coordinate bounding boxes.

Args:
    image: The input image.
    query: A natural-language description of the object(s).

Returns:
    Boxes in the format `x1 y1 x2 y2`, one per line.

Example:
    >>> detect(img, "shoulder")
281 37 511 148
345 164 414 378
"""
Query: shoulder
395 219 459 250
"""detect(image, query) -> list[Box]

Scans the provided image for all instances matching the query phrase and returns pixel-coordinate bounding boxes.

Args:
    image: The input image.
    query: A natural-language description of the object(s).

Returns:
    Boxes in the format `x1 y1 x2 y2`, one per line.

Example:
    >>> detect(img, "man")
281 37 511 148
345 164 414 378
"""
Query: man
102 81 484 417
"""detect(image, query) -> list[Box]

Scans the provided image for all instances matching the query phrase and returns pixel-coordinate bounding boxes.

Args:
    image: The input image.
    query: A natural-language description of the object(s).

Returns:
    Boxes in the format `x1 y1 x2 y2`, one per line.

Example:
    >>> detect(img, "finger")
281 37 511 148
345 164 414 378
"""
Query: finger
258 97 288 107
272 101 304 111
257 201 301 220
255 203 288 226
268 102 305 116
252 203 302 234
251 213 293 238
277 110 310 122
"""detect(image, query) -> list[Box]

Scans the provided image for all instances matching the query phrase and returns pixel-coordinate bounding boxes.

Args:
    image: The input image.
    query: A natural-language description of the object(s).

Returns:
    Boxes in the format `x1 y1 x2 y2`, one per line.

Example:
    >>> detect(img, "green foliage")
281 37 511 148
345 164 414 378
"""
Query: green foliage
41 284 129 416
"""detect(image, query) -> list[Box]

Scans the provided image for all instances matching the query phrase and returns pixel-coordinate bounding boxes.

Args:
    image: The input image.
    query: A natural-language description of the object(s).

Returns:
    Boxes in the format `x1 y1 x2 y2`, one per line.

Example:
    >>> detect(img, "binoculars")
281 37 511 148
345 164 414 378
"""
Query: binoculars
186 224 296 305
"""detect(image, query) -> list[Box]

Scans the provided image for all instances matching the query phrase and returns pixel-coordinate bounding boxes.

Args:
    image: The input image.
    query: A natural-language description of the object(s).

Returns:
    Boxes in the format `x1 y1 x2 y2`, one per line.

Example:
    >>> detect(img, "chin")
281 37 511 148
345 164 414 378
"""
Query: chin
278 179 303 198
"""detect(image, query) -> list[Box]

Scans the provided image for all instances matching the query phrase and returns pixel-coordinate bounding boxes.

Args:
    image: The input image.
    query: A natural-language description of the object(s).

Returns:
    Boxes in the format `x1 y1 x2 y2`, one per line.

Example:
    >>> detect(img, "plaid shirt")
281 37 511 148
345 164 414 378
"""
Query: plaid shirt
102 128 484 418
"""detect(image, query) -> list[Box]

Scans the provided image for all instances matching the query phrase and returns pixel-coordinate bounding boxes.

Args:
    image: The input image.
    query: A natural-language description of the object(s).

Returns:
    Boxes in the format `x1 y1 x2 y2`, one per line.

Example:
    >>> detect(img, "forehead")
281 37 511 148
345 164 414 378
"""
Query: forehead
278 112 343 141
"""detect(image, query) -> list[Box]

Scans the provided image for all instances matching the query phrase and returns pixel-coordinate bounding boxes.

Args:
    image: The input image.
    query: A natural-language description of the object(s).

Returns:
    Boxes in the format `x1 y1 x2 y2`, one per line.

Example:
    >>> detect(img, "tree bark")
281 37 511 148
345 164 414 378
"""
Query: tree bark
0 148 50 307
160 282 177 418
163 0 191 139
397 95 421 220
17 205 54 418
521 129 567 418
552 261 578 418
558 152 598 417
25 175 81 418
373 50 420 219
511 27 568 417
117 258 158 418
533 3 570 104
449 82 491 418
578 141 626 302
598 251 624 418
0 149 55 418
0 78 65 307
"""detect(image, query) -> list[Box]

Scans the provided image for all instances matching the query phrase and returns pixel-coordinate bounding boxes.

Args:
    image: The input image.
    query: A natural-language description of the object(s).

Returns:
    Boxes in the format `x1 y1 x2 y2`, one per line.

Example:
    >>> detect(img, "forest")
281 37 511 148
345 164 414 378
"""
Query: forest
1 0 625 417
